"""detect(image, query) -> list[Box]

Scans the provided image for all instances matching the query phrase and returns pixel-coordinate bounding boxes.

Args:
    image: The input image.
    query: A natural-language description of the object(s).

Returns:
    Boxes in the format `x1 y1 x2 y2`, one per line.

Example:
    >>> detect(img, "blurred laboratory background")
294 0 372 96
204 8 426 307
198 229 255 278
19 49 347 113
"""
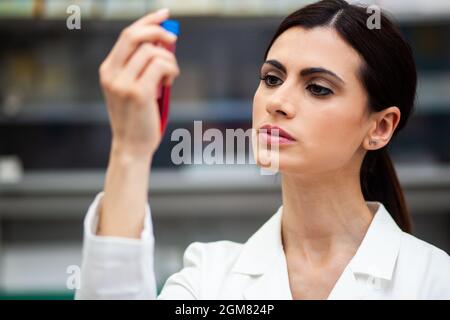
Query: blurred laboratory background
0 0 449 299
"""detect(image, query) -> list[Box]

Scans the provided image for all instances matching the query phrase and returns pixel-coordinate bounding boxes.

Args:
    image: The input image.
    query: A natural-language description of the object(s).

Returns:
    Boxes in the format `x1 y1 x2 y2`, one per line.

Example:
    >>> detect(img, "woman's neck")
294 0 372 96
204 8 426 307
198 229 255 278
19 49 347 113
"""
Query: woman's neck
280 169 375 266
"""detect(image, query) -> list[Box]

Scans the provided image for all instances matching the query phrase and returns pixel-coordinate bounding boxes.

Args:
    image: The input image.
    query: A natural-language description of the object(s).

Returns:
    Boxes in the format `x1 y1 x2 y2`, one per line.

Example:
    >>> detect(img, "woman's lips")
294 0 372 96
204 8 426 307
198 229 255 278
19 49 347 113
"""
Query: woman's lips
258 124 297 146
258 131 296 145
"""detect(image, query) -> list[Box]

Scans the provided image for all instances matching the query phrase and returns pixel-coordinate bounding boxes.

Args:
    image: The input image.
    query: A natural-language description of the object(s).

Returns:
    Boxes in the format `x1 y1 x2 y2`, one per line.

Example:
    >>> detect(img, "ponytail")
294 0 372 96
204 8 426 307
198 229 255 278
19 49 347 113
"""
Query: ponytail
360 147 412 233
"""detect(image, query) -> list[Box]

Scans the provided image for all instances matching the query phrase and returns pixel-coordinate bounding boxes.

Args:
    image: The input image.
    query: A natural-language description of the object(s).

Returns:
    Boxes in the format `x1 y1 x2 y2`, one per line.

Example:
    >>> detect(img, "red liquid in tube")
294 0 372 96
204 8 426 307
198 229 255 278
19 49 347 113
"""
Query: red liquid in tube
157 20 179 137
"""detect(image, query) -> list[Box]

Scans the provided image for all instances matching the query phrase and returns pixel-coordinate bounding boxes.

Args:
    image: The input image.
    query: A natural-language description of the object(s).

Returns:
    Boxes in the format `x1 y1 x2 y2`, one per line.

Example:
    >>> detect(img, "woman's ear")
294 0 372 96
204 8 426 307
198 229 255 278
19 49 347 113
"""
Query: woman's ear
365 106 401 150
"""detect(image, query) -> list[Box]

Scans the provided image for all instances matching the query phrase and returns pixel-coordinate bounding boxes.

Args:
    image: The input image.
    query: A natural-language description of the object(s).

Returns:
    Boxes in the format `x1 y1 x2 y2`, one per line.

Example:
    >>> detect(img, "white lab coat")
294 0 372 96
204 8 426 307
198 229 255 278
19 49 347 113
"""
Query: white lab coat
75 192 450 299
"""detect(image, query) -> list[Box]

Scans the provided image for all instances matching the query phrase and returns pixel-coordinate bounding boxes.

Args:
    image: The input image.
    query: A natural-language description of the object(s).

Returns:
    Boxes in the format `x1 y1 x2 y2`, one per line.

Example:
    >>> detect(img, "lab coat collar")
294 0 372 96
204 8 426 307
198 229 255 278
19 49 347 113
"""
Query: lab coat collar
232 204 292 299
231 201 402 298
347 201 402 280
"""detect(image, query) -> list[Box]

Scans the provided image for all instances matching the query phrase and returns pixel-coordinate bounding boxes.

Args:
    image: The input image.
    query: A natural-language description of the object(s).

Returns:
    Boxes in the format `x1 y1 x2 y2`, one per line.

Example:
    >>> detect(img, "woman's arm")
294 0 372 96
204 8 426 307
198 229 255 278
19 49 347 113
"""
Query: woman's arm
95 7 179 239
97 144 152 239
75 8 180 299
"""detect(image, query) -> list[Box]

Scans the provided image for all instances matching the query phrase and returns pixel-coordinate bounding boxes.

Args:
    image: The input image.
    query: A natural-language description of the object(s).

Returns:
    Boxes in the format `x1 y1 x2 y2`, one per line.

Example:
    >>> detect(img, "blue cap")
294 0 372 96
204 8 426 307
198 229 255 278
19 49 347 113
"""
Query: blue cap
160 19 180 36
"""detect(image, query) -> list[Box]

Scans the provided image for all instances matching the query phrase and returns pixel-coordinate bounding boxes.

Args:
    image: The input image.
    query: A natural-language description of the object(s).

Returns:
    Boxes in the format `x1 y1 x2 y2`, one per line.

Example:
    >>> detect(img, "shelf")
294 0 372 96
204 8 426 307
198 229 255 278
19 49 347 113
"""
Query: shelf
0 243 81 295
0 0 312 19
1 0 450 20
0 100 253 124
1 164 450 218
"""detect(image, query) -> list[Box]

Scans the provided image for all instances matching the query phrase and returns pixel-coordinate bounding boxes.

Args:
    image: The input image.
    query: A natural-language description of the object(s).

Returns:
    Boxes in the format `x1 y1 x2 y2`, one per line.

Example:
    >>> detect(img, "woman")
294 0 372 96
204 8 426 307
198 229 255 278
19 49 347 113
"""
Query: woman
76 0 449 299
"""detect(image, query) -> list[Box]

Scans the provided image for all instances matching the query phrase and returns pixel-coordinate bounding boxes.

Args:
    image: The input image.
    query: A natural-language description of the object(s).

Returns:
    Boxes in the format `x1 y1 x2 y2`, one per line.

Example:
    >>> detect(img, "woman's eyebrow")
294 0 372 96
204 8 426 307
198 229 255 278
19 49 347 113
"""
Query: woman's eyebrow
300 67 345 84
263 59 345 84
263 59 287 73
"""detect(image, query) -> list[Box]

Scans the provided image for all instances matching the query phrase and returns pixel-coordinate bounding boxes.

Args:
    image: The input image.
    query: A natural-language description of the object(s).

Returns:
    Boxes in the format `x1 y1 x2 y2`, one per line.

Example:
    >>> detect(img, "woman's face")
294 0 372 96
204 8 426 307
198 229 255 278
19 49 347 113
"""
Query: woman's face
252 26 374 175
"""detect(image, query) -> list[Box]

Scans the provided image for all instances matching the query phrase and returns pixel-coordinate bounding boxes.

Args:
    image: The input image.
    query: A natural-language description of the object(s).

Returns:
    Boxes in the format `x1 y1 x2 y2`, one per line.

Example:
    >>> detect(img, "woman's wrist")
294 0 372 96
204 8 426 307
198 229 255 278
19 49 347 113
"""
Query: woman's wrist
110 139 154 166
96 141 153 238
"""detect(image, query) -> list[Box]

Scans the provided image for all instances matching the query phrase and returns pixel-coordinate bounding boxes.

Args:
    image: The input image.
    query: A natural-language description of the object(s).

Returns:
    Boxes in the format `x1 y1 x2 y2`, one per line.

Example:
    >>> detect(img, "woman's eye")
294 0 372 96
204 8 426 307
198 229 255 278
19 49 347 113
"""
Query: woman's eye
306 84 333 96
259 74 282 87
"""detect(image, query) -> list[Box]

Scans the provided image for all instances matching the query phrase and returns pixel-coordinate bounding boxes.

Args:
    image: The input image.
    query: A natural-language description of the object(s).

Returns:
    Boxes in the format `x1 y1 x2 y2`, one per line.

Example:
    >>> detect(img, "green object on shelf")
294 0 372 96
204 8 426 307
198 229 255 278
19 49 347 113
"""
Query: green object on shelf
0 0 34 18
0 290 75 300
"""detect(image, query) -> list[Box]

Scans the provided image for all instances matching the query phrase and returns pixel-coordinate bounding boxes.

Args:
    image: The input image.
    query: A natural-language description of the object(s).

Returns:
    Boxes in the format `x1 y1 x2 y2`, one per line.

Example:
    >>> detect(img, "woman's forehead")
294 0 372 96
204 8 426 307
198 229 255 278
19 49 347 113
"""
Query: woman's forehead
266 27 362 80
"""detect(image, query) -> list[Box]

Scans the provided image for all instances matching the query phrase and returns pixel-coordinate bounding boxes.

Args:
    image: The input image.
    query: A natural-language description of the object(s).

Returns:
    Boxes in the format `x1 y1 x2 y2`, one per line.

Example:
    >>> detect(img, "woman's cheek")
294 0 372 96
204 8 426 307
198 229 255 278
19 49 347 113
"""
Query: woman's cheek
331 116 365 165
304 113 357 170
252 91 267 128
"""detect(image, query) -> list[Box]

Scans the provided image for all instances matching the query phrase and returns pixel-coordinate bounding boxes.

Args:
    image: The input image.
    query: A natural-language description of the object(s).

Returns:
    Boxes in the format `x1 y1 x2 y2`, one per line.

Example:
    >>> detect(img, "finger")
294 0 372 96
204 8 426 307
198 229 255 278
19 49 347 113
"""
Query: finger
109 25 177 69
138 57 180 91
121 43 177 82
132 8 170 27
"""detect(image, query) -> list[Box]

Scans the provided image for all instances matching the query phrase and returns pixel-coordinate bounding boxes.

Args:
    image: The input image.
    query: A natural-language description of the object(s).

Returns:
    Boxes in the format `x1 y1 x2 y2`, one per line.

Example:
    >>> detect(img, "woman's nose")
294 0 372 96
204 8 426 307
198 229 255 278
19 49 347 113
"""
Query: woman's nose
265 91 296 119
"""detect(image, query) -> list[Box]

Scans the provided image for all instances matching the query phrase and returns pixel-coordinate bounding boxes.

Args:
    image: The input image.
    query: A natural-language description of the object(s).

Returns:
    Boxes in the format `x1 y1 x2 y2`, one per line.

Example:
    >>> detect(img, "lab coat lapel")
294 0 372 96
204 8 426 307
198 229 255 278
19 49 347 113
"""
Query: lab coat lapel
243 263 293 300
231 205 293 300
326 265 364 299
348 201 402 280
328 201 403 299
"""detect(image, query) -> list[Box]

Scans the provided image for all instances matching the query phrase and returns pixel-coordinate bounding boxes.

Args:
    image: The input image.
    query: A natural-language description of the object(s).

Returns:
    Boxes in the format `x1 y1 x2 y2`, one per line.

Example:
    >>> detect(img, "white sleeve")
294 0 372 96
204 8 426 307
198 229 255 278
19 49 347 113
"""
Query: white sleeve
75 192 157 300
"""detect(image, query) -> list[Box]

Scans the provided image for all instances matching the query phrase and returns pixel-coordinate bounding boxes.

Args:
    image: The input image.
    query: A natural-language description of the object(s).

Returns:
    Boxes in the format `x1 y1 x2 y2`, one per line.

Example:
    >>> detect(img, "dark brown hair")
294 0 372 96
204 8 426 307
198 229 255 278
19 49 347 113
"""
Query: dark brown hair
264 0 416 233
